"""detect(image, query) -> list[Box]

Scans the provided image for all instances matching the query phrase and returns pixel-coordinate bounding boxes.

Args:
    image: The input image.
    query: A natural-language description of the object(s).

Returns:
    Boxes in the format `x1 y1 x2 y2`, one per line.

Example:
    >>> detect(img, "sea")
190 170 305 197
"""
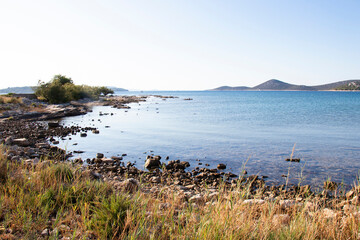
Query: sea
56 91 360 189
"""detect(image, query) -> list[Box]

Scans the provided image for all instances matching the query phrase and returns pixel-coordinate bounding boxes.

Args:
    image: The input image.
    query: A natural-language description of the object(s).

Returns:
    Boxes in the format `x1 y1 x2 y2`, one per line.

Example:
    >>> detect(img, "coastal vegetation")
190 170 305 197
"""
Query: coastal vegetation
0 146 360 239
335 81 360 91
34 75 114 104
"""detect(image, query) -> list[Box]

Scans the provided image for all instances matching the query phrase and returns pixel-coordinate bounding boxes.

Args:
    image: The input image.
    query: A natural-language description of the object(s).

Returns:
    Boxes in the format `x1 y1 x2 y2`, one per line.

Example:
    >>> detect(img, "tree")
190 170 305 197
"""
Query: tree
34 75 115 103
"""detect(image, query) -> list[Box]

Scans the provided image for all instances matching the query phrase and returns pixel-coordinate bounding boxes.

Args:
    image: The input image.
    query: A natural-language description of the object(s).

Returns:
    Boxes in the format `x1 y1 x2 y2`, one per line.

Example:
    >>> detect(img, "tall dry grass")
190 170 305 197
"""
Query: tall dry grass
0 146 359 239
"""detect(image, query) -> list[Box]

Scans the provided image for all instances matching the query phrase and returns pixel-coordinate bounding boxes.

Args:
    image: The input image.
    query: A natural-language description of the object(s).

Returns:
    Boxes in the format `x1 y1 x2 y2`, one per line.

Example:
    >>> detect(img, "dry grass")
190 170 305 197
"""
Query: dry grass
0 147 359 239
0 96 22 105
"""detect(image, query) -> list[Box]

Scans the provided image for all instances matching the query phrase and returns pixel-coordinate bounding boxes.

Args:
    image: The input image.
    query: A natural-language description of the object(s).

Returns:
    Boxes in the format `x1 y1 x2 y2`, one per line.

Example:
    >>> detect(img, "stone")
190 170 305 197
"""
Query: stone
48 122 59 128
217 163 226 170
189 194 204 204
92 130 100 134
96 153 104 158
80 132 87 137
120 178 139 193
111 156 123 161
41 228 49 237
12 138 30 147
150 176 161 183
4 136 13 145
285 158 300 162
145 157 161 169
101 158 113 164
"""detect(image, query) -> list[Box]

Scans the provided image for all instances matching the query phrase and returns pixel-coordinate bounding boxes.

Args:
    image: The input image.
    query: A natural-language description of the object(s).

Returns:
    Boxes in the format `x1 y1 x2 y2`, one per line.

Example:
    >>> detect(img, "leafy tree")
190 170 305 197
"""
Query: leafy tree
34 75 114 103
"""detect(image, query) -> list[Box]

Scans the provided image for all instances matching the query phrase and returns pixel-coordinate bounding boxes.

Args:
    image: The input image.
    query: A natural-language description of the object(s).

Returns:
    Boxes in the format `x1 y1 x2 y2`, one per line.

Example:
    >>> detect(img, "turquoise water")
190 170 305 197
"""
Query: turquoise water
58 91 360 188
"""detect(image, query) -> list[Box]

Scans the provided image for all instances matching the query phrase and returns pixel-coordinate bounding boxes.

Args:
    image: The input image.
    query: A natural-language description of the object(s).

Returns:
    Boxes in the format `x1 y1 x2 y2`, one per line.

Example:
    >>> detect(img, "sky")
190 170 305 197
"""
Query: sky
0 0 359 90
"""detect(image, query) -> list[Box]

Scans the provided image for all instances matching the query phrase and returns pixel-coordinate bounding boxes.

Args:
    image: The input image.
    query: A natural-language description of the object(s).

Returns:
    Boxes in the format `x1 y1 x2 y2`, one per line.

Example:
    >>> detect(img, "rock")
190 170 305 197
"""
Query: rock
48 122 59 128
12 138 30 147
80 133 87 137
92 130 100 134
4 136 13 145
150 176 161 183
52 140 59 145
41 228 50 237
101 158 113 164
272 214 290 226
36 142 50 149
96 153 104 158
217 163 226 170
111 156 123 161
207 192 219 201
145 157 161 169
285 158 300 162
120 178 139 193
189 194 204 204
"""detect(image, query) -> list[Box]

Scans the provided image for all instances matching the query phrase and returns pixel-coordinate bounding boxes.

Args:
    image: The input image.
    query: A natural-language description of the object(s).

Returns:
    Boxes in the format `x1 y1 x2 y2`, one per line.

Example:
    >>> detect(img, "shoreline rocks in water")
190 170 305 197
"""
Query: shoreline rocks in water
0 94 356 203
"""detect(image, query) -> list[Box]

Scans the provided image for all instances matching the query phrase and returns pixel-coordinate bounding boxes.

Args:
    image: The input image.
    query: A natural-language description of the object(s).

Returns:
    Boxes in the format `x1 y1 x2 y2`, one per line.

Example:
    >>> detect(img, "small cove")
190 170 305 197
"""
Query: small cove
56 91 360 189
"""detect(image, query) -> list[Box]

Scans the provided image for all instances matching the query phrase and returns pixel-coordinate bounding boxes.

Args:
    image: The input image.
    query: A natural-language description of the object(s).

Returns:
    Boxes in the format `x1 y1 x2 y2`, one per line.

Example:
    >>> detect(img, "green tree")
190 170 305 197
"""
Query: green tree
34 75 115 103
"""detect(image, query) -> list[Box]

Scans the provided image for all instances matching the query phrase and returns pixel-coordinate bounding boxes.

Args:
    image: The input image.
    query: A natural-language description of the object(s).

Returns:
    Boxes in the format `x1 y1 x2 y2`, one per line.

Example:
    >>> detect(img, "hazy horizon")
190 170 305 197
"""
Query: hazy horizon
1 1 359 90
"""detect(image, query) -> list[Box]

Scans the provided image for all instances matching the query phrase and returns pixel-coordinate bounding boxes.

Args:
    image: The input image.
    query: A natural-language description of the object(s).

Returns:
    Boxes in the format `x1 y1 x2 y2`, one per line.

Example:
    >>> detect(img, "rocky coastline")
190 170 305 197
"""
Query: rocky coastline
2 94 360 238
0 95 357 202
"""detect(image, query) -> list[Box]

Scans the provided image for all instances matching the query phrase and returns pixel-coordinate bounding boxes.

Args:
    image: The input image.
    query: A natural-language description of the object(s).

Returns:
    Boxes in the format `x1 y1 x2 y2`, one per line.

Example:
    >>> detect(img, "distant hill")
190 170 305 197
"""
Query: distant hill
210 79 360 91
210 86 250 91
312 80 360 90
0 86 128 94
108 87 128 92
253 79 315 91
0 86 35 94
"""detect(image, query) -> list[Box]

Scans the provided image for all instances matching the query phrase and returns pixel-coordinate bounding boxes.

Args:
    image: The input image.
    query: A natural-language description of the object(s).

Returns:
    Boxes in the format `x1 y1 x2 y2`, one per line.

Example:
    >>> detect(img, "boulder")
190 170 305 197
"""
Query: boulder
145 156 161 169
217 163 226 170
96 153 104 159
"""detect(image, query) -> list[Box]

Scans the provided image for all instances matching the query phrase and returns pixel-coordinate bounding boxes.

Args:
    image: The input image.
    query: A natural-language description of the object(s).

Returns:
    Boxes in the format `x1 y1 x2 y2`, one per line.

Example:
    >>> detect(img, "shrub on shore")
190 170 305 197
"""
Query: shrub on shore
34 75 114 103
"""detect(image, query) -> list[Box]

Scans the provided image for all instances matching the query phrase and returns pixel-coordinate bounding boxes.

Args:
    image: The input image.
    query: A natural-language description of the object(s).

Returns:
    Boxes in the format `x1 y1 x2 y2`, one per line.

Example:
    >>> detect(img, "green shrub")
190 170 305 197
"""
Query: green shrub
34 75 114 103
90 194 131 239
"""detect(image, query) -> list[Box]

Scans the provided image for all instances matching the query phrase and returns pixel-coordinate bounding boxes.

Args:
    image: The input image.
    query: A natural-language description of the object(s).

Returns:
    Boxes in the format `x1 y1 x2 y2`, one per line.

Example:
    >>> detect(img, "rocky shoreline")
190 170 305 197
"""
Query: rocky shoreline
1 94 359 217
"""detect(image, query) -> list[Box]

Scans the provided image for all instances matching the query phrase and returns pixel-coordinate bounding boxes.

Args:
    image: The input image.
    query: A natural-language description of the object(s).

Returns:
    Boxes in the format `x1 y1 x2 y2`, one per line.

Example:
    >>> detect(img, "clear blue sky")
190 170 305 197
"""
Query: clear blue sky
0 0 359 90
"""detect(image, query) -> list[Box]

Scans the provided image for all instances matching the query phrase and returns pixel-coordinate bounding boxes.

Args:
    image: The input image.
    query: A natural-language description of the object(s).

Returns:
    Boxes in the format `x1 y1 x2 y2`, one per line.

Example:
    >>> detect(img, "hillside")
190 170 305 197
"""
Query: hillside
312 80 360 90
0 86 35 94
210 79 360 91
253 79 315 91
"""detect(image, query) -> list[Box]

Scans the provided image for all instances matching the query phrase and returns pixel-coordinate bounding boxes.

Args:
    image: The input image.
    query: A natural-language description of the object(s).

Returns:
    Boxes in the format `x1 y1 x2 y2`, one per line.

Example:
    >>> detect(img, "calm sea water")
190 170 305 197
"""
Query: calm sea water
57 91 360 188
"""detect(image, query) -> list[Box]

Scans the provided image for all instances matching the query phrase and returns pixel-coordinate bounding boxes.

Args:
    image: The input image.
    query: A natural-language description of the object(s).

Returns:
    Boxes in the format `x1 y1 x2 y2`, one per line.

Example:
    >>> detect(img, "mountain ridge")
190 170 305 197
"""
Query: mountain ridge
210 79 360 91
